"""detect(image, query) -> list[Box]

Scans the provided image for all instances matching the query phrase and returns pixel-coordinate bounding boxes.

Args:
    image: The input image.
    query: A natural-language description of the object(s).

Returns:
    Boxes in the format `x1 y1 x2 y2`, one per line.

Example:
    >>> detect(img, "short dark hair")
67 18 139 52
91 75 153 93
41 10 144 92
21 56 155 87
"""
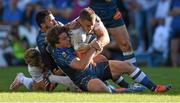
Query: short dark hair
24 48 44 68
46 26 69 48
80 7 95 21
35 10 51 28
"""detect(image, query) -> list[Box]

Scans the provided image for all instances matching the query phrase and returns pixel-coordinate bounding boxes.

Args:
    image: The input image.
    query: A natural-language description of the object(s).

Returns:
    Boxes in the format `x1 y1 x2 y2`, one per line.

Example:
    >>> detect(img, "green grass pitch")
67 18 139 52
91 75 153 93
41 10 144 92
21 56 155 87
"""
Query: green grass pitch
0 66 180 102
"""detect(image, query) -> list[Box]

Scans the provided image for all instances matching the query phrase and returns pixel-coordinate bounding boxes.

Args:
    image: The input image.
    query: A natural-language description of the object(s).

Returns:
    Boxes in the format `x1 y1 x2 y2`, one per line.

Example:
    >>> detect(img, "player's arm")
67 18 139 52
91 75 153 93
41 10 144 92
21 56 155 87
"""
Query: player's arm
93 21 110 50
69 47 96 70
64 17 80 29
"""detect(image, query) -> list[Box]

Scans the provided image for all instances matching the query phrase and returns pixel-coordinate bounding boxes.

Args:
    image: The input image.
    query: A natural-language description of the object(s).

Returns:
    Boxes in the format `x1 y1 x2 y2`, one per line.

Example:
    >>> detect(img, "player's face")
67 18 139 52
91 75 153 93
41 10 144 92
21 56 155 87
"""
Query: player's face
44 14 58 28
58 32 71 48
80 16 96 33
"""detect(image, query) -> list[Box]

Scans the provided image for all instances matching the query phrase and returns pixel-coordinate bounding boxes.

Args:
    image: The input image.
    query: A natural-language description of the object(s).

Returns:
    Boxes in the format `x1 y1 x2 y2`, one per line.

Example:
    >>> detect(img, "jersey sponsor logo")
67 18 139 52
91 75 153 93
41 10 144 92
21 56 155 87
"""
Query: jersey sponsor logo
62 52 68 59
113 10 122 20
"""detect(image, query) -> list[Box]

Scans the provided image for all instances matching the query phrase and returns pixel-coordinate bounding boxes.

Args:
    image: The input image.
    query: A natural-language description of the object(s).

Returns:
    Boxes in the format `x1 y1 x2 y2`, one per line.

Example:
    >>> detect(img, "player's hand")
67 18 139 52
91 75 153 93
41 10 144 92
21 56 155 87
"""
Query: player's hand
77 43 90 54
90 40 103 51
53 69 64 76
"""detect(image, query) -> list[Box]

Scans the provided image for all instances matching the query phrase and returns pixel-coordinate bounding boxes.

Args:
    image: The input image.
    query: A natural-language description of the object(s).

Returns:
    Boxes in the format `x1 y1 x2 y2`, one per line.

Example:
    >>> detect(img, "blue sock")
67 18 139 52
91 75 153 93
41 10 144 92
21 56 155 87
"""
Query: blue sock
115 76 129 88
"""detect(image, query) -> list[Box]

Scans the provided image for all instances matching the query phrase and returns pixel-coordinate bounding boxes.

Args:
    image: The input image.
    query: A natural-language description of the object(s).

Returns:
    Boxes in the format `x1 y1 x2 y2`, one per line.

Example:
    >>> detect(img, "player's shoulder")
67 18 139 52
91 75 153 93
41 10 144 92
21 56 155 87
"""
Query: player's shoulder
94 15 105 30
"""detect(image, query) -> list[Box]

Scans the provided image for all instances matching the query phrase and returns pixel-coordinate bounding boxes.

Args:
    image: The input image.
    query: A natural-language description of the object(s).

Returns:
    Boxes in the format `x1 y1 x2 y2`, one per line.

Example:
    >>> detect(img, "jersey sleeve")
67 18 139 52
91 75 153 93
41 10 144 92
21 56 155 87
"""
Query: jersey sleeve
54 48 76 66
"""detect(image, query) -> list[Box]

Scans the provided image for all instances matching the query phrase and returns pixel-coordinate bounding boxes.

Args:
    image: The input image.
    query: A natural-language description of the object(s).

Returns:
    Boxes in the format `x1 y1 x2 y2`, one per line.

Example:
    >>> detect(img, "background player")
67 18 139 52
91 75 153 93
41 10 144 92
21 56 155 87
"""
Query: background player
89 0 141 88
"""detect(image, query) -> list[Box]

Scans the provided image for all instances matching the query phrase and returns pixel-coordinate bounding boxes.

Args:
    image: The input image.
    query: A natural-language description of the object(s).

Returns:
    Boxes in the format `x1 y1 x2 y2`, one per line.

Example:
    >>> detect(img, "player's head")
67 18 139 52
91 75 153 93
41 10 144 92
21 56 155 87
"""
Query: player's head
46 26 71 48
35 10 58 30
24 48 44 68
79 7 96 33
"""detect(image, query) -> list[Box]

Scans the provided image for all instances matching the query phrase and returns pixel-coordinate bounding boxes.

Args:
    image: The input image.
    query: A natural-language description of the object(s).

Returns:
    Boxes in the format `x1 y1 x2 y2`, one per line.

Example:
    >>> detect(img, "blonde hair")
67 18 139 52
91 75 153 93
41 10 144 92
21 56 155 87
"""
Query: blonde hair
24 48 44 68
80 7 96 21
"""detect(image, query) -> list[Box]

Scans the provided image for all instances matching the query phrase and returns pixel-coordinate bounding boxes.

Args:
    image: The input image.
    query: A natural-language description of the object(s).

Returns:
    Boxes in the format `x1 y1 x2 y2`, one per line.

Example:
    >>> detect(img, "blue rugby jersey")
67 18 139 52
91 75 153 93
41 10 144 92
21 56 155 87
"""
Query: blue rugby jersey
36 31 46 53
48 45 95 82
36 31 58 71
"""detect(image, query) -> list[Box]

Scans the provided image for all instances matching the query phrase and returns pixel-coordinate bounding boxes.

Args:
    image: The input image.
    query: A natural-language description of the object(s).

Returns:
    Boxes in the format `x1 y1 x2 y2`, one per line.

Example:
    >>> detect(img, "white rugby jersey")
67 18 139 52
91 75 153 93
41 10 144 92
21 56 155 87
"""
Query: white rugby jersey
28 65 44 82
68 15 103 50
27 47 43 82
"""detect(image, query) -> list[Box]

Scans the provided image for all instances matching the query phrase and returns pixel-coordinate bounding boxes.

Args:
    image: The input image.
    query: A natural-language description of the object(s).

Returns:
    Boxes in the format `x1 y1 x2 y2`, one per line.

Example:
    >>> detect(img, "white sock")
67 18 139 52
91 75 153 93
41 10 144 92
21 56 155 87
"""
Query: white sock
48 75 73 84
48 75 79 91
19 75 33 90
130 67 145 83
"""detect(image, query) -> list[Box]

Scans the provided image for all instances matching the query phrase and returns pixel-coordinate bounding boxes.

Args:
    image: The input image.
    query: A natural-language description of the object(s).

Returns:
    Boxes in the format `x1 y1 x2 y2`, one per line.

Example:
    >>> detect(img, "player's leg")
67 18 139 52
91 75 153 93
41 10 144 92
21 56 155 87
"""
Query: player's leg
10 73 33 90
108 24 147 91
108 60 171 93
48 75 80 91
87 78 110 92
87 78 129 93
108 25 136 66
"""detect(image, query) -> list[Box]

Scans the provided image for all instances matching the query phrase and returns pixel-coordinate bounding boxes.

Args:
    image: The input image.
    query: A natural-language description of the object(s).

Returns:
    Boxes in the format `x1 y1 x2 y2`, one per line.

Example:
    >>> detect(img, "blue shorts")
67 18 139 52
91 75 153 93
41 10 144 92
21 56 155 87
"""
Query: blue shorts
90 6 125 28
74 61 112 91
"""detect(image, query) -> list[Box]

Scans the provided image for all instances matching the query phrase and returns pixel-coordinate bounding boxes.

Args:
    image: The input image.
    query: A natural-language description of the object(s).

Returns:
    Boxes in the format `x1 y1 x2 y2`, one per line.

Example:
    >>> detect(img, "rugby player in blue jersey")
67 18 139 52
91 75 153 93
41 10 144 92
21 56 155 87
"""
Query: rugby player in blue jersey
46 25 170 93
89 0 145 90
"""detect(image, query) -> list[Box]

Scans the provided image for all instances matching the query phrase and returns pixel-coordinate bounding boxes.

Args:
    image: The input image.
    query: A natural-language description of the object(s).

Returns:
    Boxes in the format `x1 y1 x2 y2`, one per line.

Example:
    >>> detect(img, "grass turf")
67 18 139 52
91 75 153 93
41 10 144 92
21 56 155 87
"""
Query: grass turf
0 66 179 102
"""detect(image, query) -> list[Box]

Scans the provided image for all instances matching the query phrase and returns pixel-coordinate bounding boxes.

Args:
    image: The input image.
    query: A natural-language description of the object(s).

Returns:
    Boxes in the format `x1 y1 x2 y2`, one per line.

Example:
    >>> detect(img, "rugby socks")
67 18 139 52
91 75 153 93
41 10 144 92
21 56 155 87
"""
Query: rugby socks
115 76 129 88
19 76 33 90
130 67 156 91
108 86 116 93
123 51 137 67
49 75 74 86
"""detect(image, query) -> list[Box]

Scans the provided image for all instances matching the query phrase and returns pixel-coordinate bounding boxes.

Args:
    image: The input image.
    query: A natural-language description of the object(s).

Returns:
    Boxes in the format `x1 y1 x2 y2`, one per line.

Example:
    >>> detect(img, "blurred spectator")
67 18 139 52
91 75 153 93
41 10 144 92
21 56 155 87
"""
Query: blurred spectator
0 26 10 67
152 0 171 27
0 0 4 24
1 34 13 66
169 0 180 67
17 0 31 11
147 19 170 67
8 25 29 65
52 0 72 24
0 48 8 67
18 22 38 47
2 0 22 25
21 3 34 25
39 0 53 9
20 3 38 47
128 0 157 54
2 0 9 7
70 0 90 20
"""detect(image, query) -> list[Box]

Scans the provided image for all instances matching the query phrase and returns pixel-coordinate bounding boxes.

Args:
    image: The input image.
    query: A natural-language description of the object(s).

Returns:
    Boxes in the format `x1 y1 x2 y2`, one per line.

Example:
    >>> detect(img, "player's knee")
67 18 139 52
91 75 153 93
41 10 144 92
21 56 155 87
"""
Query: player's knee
122 61 134 74
87 79 108 92
120 40 132 51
